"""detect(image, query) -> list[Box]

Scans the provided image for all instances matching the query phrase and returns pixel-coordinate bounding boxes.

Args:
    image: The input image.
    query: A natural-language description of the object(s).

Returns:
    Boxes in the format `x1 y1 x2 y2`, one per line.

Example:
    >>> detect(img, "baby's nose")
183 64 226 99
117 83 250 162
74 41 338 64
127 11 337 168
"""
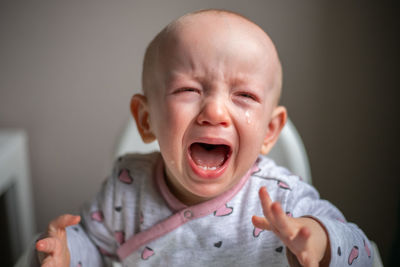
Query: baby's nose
196 97 231 127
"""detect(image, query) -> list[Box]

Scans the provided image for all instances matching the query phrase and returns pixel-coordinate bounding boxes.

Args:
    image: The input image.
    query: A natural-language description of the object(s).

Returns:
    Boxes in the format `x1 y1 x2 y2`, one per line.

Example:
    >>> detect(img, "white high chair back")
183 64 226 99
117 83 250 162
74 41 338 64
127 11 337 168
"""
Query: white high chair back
115 118 312 184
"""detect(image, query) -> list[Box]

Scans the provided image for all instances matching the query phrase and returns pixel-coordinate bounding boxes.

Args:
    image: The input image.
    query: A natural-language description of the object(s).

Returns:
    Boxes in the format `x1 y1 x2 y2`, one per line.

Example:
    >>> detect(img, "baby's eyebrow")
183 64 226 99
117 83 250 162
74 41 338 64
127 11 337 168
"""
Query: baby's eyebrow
163 73 202 90
164 69 271 93
164 72 189 84
231 74 251 85
165 70 206 83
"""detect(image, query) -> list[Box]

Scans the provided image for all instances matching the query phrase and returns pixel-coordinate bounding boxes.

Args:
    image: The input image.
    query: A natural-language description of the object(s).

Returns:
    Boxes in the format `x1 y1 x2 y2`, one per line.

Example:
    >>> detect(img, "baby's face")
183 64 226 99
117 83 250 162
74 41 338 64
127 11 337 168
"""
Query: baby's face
141 14 285 204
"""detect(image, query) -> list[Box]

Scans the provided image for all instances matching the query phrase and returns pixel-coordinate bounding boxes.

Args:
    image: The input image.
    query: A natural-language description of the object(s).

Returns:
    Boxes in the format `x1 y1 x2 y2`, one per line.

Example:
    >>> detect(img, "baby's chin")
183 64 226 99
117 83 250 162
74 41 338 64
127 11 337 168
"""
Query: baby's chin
187 171 244 198
183 184 228 204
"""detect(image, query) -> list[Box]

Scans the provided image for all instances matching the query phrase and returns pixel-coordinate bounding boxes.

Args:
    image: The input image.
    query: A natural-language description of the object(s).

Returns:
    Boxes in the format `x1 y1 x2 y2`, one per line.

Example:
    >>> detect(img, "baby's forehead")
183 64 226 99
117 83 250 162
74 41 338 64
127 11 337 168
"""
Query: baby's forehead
143 11 282 98
165 12 270 46
159 14 274 64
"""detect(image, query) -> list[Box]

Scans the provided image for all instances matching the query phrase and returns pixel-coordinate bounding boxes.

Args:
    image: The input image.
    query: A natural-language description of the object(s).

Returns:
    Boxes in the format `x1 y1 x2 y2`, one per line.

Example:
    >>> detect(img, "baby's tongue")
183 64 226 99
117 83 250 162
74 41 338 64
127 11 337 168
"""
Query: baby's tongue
190 143 227 168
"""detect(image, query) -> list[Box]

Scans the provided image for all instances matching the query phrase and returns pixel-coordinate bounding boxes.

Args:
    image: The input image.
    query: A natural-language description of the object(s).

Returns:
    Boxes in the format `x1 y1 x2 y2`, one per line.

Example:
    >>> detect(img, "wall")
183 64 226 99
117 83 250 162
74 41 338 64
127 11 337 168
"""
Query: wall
0 0 397 264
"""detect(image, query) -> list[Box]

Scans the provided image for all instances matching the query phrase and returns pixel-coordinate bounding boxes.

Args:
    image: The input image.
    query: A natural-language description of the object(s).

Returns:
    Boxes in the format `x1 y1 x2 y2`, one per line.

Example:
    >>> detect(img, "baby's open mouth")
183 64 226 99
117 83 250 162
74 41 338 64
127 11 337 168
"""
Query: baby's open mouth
189 142 231 171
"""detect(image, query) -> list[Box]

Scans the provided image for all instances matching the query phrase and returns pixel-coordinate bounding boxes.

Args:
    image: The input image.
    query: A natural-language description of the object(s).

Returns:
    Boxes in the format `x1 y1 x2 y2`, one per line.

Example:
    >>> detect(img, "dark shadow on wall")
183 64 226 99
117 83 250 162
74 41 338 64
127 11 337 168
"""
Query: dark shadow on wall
388 199 400 267
282 1 399 265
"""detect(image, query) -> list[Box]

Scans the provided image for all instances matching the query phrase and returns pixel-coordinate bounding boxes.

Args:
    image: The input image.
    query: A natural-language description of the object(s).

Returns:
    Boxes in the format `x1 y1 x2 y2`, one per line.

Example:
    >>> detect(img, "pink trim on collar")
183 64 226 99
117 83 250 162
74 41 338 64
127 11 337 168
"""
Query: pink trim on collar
117 156 257 260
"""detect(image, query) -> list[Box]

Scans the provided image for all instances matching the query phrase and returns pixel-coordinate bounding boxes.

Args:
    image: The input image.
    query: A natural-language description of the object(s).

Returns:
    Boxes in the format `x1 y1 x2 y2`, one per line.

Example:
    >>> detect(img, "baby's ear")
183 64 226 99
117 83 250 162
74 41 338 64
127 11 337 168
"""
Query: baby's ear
260 106 287 155
130 94 156 143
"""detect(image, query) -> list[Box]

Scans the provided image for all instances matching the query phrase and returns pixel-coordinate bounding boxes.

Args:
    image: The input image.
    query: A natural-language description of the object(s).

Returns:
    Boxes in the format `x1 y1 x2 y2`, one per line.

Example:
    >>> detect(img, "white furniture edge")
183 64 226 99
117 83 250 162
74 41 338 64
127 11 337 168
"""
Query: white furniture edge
0 130 36 262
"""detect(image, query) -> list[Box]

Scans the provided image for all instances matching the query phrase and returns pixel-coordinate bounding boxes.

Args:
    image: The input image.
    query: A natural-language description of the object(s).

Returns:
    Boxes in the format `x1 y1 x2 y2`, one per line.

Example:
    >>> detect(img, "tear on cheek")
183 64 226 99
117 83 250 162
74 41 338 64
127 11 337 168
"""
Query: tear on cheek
245 110 251 124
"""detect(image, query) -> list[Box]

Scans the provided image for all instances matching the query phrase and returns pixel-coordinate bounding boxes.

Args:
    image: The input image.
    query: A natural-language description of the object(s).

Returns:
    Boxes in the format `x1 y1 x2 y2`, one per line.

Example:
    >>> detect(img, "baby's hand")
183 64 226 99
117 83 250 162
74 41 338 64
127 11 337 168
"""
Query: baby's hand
36 214 80 267
252 187 330 267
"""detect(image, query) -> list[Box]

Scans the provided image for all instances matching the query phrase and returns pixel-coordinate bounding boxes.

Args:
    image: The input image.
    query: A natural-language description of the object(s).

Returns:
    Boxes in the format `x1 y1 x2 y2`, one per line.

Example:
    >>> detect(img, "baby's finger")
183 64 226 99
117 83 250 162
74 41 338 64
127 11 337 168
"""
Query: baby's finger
292 226 311 250
252 215 272 231
287 226 313 264
36 237 59 254
259 187 273 218
48 214 80 233
259 187 284 233
269 202 295 238
259 188 283 227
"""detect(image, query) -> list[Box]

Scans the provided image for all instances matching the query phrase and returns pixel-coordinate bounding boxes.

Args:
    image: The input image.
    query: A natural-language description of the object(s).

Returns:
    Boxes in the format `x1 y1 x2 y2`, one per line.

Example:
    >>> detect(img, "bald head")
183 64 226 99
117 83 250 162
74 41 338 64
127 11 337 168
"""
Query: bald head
142 9 282 104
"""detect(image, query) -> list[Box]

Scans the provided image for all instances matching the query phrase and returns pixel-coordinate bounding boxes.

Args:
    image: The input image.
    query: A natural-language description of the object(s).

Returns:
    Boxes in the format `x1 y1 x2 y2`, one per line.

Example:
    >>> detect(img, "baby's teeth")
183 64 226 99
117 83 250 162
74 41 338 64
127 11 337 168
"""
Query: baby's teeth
199 165 217 171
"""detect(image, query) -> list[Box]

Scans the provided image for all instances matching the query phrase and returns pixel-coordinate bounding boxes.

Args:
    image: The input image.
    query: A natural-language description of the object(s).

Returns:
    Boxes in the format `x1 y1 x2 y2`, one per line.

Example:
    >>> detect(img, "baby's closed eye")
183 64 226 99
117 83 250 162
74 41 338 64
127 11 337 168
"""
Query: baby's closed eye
233 91 260 104
174 87 201 94
236 92 257 100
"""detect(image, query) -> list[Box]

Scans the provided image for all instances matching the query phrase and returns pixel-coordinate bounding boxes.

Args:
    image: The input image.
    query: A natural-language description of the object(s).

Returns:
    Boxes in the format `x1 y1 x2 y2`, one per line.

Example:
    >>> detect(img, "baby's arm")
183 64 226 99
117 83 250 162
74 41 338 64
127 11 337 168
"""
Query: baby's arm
252 187 330 267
